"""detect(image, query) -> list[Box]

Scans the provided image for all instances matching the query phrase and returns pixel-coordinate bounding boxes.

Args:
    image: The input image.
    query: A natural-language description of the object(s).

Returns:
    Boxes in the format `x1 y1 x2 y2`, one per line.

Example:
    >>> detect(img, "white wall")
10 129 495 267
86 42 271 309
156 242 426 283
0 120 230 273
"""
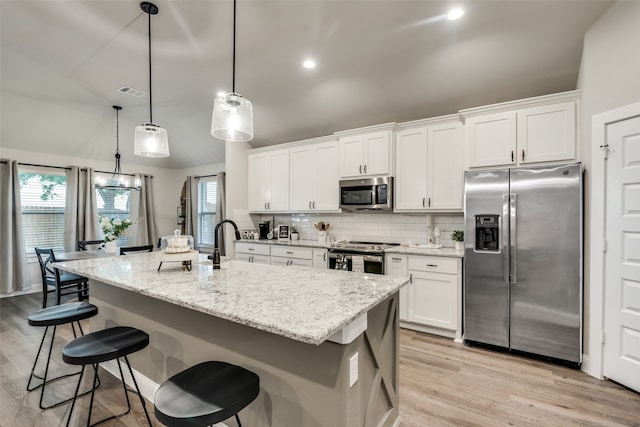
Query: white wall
576 0 640 376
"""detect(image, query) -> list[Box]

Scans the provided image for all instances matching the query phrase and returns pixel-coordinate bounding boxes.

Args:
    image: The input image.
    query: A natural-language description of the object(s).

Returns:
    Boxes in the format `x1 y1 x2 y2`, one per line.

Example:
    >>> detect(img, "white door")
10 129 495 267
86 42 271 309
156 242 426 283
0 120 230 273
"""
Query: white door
339 135 364 177
427 122 463 210
313 141 340 211
363 131 391 176
290 146 315 211
603 115 640 393
268 150 290 211
466 111 516 168
517 101 576 164
395 127 428 211
247 153 270 212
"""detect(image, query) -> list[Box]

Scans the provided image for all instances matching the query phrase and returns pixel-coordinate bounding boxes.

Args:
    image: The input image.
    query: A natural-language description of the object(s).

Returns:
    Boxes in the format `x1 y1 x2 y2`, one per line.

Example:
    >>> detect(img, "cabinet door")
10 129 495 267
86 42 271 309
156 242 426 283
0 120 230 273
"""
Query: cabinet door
427 122 463 210
408 270 457 330
467 111 517 168
395 128 428 211
339 135 364 177
312 249 328 269
290 146 315 211
363 131 391 176
313 141 340 210
248 153 270 212
518 102 576 164
269 150 290 211
386 255 409 321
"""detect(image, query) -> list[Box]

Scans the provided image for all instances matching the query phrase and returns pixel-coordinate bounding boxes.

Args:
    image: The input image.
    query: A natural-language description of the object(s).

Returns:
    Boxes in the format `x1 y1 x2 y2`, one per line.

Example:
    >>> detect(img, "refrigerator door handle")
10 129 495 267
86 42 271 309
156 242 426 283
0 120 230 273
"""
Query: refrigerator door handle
502 194 510 284
510 193 517 285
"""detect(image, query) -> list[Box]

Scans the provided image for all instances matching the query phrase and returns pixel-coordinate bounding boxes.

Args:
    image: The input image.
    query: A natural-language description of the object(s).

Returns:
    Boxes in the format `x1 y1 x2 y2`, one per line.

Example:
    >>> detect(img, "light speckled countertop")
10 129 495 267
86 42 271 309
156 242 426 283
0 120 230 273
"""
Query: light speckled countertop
238 239 464 258
55 253 408 345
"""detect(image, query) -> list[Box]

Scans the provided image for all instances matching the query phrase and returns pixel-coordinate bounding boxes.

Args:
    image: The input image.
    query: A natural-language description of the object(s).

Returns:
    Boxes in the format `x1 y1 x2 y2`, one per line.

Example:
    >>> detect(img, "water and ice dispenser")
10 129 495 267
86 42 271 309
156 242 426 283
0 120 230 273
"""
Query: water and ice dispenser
475 215 499 252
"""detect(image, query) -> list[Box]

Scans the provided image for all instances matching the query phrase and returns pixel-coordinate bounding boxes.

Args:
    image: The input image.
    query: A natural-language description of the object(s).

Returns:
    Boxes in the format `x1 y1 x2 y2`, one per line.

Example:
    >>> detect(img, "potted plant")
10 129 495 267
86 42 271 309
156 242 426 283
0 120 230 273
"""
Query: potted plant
450 230 464 251
99 216 137 253
290 226 299 241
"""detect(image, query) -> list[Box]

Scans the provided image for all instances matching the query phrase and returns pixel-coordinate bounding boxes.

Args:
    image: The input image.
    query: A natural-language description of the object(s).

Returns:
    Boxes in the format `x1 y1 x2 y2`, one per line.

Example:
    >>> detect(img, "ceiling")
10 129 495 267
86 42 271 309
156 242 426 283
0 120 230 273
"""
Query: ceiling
0 0 613 170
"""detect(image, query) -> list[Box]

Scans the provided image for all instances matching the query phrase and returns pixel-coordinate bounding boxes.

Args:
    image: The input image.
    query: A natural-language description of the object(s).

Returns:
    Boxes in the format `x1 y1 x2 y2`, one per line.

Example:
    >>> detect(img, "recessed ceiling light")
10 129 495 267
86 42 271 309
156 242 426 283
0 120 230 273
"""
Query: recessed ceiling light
447 8 464 20
303 60 316 69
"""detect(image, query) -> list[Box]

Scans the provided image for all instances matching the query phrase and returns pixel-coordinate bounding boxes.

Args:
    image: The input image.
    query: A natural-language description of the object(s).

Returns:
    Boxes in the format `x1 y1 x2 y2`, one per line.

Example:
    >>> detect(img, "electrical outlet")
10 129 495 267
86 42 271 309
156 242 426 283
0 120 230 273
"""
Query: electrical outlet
349 352 358 388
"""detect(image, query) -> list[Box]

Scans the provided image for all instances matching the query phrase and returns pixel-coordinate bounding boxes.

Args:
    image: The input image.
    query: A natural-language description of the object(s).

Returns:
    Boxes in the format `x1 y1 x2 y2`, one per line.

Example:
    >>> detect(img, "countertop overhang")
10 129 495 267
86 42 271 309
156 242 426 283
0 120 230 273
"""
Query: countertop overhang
55 253 409 345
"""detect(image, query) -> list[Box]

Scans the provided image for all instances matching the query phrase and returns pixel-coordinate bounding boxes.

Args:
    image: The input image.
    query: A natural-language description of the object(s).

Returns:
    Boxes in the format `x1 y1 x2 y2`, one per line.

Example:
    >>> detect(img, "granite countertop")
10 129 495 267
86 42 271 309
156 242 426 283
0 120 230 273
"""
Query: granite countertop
384 245 464 258
55 253 408 346
237 238 331 249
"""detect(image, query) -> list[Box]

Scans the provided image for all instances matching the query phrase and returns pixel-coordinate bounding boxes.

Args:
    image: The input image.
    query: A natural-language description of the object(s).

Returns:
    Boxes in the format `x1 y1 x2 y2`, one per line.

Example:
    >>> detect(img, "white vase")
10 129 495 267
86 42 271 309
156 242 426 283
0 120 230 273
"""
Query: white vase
455 241 463 251
104 241 118 253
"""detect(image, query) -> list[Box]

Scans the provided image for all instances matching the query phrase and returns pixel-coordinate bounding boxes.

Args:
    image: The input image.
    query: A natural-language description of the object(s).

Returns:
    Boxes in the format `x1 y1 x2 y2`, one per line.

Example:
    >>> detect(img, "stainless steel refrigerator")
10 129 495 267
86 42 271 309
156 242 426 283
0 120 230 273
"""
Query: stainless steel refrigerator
463 163 582 364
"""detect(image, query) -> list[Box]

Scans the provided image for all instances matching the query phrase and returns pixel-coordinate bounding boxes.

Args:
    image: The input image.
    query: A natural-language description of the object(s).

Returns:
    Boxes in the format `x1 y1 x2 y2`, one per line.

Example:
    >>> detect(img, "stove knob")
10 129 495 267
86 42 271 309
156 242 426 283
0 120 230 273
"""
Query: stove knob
376 246 382 251
370 245 375 250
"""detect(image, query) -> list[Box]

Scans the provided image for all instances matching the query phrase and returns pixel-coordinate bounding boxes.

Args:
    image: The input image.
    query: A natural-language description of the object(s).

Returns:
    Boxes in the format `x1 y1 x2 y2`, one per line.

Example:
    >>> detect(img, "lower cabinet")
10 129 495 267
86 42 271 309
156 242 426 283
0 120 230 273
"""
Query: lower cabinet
270 245 313 267
312 249 328 269
235 242 271 264
386 253 462 340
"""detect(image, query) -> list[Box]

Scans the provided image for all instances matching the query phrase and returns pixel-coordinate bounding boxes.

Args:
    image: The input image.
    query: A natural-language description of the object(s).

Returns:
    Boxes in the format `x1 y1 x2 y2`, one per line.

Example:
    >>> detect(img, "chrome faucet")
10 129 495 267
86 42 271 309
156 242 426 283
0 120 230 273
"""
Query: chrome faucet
210 219 242 269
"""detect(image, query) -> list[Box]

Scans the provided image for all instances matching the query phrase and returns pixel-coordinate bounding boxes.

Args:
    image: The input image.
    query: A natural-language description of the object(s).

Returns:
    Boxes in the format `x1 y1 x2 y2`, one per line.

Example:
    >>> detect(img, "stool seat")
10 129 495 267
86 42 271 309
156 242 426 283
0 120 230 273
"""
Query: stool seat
63 326 149 366
154 361 260 427
28 302 98 327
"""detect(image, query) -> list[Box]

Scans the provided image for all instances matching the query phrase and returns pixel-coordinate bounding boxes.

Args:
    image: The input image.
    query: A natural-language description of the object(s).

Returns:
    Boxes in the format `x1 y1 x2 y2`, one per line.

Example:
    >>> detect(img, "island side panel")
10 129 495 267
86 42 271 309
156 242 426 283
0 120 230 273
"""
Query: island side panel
89 280 400 427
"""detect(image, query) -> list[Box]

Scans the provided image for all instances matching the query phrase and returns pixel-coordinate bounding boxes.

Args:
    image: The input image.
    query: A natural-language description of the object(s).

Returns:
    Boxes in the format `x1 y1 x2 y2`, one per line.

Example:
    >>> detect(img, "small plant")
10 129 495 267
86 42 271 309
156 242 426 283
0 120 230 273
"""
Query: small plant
99 216 137 242
450 230 464 242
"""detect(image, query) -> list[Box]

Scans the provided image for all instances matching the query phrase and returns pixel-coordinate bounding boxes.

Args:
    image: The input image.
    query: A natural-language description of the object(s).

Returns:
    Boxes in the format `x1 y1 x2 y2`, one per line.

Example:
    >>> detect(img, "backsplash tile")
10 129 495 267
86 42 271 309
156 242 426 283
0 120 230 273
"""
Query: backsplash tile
245 212 464 248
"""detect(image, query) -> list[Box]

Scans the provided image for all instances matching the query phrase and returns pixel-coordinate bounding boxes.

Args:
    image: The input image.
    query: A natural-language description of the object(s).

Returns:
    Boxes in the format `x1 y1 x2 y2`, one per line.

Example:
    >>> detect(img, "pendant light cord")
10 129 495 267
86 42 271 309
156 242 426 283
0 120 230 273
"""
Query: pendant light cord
232 0 236 93
115 106 121 174
148 9 153 123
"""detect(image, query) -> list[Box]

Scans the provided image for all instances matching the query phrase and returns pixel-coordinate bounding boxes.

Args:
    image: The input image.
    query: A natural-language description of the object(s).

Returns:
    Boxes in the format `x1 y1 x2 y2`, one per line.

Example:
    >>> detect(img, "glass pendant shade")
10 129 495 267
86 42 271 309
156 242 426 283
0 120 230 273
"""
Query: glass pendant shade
211 93 254 142
134 123 169 157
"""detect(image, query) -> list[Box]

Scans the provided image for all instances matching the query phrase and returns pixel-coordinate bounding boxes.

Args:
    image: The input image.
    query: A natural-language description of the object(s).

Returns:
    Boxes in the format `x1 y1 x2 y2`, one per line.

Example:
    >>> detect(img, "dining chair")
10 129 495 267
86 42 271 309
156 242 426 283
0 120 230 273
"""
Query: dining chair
119 245 154 255
77 240 105 251
35 248 90 308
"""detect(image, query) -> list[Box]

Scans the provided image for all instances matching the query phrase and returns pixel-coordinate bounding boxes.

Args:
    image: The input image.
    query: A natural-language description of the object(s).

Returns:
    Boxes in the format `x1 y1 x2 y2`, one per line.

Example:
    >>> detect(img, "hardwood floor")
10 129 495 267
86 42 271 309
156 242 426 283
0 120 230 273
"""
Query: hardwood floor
2 293 639 426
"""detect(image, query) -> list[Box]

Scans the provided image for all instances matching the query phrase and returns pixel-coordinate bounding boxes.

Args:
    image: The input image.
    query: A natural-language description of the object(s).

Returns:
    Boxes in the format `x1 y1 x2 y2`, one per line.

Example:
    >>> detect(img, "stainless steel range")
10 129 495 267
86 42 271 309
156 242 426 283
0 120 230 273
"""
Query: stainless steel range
328 241 398 275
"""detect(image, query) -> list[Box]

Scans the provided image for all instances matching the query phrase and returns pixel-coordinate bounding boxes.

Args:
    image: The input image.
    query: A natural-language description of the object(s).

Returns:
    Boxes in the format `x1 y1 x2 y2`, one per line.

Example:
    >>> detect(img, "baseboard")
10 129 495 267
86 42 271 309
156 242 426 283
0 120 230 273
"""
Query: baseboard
100 361 230 427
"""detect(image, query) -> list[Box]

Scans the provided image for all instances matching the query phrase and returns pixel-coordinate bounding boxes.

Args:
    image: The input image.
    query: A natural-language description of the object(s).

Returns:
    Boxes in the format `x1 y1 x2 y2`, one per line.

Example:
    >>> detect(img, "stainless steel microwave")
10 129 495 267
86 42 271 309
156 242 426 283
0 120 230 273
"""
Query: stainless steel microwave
339 177 393 210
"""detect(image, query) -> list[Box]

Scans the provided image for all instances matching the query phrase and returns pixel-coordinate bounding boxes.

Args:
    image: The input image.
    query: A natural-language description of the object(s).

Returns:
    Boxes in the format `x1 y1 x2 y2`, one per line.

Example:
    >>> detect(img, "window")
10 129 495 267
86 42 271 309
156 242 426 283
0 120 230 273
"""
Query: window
95 172 133 246
19 170 67 253
197 179 217 248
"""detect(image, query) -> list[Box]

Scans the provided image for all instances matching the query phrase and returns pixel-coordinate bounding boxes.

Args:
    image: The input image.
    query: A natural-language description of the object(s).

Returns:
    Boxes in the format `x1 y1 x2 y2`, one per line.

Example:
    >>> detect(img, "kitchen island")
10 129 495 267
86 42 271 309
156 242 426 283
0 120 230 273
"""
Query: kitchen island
55 252 409 427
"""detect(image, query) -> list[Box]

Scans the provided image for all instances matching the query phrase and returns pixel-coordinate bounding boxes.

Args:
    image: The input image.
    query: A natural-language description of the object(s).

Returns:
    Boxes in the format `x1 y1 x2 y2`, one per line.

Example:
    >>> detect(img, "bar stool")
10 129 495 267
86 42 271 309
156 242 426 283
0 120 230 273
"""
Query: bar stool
154 361 260 427
27 301 99 409
62 326 152 427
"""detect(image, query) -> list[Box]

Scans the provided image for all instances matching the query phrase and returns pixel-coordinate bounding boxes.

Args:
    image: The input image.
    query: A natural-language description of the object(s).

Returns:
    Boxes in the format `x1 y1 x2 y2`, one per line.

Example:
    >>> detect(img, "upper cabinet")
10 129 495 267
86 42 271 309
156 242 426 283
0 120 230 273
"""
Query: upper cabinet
395 117 463 212
248 149 290 212
290 139 340 212
462 91 579 169
336 124 395 178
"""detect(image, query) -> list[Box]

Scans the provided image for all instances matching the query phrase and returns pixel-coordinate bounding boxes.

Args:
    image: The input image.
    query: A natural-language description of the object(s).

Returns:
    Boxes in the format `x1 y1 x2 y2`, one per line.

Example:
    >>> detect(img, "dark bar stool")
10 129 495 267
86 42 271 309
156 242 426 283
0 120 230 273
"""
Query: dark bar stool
27 301 99 409
62 326 152 427
154 361 260 427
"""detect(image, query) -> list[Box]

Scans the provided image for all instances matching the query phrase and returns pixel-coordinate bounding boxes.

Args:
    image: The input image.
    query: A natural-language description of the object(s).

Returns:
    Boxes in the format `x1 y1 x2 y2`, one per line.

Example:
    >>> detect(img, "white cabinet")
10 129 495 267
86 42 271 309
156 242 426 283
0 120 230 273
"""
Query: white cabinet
338 129 393 178
270 245 313 267
385 254 409 321
235 242 270 265
386 253 462 340
464 93 578 169
248 149 290 212
312 249 328 269
395 121 463 211
290 140 340 212
406 255 461 339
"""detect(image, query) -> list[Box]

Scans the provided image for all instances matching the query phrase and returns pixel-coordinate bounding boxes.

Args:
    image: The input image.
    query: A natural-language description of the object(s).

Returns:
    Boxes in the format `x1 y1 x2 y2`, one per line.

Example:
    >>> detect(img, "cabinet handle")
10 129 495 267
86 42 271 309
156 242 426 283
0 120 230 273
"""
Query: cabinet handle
313 201 316 209
392 257 403 261
522 149 525 161
264 202 267 210
428 197 431 208
248 248 255 251
511 150 514 162
410 273 413 284
268 202 271 210
422 197 426 207
323 253 327 261
309 201 312 209
359 165 362 174
364 164 367 174
286 251 294 254
426 264 438 268
249 256 253 262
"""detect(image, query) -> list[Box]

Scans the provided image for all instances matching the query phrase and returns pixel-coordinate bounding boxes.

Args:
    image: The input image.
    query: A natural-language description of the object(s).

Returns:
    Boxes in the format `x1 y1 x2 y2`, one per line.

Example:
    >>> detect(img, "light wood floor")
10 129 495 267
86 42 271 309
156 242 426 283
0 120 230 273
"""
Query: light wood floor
1 293 639 427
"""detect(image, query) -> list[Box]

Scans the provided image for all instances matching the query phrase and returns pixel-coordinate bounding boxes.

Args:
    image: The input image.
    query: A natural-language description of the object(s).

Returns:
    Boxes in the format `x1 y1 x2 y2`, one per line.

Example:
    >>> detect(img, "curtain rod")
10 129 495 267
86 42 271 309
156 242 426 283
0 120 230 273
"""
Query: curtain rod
1 161 153 178
195 174 217 179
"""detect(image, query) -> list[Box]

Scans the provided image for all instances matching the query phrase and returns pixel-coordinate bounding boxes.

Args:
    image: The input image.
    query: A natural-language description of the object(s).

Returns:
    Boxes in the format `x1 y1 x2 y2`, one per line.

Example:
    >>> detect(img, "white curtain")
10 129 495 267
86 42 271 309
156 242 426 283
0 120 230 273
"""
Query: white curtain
184 176 199 245
64 166 100 251
216 172 227 255
0 160 31 294
131 174 159 247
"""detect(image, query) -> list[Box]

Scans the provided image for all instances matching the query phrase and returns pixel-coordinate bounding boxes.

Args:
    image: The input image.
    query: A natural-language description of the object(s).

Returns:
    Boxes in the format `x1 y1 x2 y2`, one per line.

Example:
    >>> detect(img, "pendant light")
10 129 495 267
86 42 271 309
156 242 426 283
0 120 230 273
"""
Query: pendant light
211 0 254 142
134 1 170 157
96 106 141 191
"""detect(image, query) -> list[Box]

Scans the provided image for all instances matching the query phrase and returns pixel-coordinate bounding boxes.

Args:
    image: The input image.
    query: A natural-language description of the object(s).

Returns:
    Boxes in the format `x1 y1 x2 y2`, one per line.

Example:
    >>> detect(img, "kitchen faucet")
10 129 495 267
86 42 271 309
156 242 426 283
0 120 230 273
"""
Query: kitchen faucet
210 219 242 269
